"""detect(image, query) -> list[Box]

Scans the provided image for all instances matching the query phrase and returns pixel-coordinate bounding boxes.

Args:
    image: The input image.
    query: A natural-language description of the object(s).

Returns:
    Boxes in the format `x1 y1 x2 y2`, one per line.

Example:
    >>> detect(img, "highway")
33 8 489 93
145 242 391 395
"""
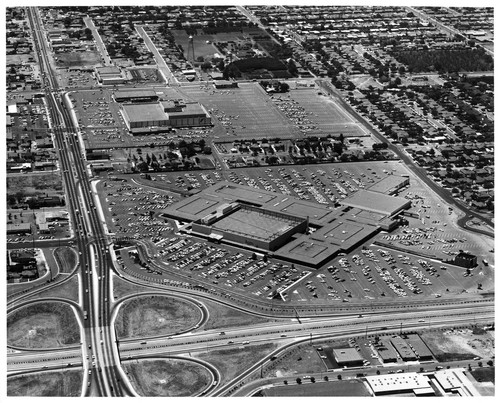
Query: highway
26 7 130 396
11 7 494 398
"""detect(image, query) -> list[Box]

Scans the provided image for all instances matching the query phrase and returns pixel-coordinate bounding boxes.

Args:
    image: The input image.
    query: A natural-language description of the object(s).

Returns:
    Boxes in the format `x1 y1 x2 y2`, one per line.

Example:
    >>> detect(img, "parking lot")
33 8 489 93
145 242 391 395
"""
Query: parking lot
97 178 178 240
101 159 494 304
180 82 305 139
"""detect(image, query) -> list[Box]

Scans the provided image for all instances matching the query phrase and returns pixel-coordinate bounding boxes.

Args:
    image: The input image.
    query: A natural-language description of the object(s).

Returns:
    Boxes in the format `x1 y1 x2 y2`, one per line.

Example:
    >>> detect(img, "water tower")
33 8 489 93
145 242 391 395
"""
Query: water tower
187 35 195 61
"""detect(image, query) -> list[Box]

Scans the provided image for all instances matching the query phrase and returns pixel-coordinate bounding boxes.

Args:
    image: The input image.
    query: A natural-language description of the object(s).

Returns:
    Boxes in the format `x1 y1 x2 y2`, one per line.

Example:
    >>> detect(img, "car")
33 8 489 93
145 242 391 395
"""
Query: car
88 370 92 375
227 341 234 344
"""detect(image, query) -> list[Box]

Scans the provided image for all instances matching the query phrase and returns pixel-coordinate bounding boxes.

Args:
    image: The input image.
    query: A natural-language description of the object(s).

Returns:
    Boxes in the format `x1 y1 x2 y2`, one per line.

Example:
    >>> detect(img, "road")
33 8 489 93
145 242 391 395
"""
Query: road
8 299 493 377
83 16 112 66
10 7 494 398
135 25 178 86
26 7 130 397
405 6 494 56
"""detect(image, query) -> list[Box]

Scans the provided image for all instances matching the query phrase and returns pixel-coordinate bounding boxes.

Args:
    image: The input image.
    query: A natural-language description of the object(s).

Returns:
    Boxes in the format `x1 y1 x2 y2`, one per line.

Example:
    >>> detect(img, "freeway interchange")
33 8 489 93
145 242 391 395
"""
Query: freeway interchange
6 7 494 398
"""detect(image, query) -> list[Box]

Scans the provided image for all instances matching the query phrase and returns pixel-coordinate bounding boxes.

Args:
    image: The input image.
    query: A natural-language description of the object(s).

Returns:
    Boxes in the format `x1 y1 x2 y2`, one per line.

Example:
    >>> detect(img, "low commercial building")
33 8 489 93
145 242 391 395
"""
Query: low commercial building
406 334 434 361
367 175 410 195
340 190 411 217
95 65 127 85
167 102 211 128
113 88 158 103
375 340 399 363
7 223 32 234
332 348 364 367
453 252 477 268
390 336 418 361
120 102 170 131
366 373 435 396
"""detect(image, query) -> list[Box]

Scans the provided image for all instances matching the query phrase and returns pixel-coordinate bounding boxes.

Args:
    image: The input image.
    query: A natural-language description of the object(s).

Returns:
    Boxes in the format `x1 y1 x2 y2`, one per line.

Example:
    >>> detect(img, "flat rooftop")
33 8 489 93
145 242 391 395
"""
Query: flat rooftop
122 103 168 123
341 190 410 216
368 175 408 194
212 208 302 242
167 102 208 117
96 66 121 75
114 88 158 99
333 348 364 364
366 373 433 394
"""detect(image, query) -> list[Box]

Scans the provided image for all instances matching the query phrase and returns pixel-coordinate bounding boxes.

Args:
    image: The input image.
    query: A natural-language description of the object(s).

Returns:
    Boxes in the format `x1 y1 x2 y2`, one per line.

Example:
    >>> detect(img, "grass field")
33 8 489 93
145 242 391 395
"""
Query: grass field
112 274 156 300
54 246 78 273
420 328 494 362
196 343 277 385
7 302 80 348
8 173 64 196
123 358 211 397
30 276 80 304
7 370 83 397
201 299 276 330
115 295 202 339
470 367 495 384
262 379 371 397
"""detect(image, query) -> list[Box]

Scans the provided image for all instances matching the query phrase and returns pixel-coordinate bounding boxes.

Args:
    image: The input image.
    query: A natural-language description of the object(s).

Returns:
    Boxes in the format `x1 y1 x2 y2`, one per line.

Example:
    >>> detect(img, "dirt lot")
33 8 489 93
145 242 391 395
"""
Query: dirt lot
123 358 211 397
421 328 495 362
266 343 331 378
115 295 202 339
7 302 80 348
56 51 102 67
7 370 83 396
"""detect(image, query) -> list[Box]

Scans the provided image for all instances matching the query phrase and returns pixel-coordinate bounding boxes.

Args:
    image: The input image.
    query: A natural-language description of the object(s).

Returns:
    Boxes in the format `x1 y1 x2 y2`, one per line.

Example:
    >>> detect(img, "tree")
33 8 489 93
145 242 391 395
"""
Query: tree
296 378 302 384
337 374 342 380
310 377 315 383
323 376 329 382
201 61 212 71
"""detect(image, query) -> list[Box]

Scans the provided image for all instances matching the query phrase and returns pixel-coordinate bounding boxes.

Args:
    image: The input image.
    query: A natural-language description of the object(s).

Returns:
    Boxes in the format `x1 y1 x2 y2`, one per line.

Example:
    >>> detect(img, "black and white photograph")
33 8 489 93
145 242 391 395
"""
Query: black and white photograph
4 2 495 398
